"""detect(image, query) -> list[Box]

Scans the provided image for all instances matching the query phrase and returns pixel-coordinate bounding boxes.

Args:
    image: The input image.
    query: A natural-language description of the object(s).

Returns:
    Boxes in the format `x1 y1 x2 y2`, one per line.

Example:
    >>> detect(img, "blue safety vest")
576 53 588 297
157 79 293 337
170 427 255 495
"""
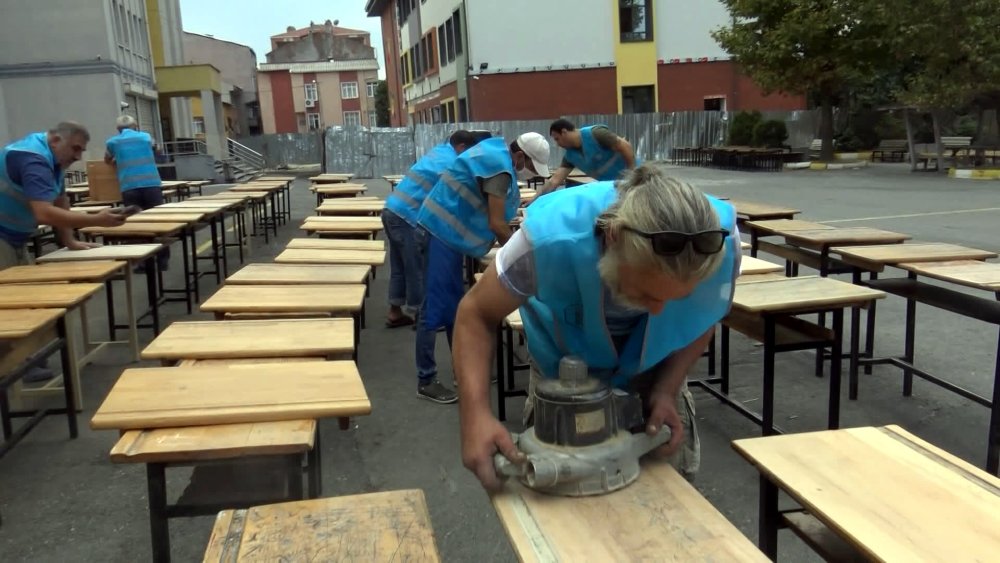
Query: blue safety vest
519 181 737 387
105 128 161 191
385 142 457 226
561 125 639 182
0 132 62 238
416 137 519 258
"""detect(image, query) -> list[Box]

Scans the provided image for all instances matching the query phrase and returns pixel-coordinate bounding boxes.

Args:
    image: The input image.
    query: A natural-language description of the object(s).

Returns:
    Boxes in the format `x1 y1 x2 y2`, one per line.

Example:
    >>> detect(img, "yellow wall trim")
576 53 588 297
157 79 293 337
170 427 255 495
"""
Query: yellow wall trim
611 0 658 112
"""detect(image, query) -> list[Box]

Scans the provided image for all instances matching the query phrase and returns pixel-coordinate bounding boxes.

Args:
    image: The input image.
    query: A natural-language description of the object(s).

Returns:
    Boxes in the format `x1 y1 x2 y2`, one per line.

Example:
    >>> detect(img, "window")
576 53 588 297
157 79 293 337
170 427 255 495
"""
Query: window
447 101 456 123
703 97 725 112
304 83 318 101
438 25 447 66
619 0 653 42
622 85 655 113
401 52 410 84
458 98 468 121
368 110 378 126
445 19 456 62
307 113 321 130
343 111 361 126
414 40 423 78
366 81 377 97
452 10 463 55
431 106 442 124
341 81 359 99
192 117 205 134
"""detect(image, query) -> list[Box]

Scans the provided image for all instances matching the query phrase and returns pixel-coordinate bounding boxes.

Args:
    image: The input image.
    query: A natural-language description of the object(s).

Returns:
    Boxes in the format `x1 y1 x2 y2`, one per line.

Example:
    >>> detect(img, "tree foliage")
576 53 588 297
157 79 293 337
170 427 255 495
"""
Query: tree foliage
375 80 390 127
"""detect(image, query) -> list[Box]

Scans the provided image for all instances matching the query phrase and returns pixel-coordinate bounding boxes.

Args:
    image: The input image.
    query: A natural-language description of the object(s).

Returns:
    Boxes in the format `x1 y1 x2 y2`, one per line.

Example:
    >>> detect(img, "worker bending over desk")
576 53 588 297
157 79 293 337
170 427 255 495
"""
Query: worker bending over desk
538 118 639 196
454 164 740 489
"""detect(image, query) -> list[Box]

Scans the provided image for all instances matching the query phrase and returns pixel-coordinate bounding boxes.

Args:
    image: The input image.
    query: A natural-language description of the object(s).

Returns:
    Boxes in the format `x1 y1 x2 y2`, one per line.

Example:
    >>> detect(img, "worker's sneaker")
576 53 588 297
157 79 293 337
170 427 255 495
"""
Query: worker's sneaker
417 380 458 404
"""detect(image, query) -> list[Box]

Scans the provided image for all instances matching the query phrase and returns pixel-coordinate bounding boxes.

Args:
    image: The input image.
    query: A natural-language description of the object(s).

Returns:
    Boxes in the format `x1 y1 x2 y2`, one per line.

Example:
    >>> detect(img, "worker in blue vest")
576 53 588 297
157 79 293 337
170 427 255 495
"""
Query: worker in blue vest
412 132 550 404
538 118 639 196
105 115 167 271
382 129 484 328
452 163 741 489
1 121 126 380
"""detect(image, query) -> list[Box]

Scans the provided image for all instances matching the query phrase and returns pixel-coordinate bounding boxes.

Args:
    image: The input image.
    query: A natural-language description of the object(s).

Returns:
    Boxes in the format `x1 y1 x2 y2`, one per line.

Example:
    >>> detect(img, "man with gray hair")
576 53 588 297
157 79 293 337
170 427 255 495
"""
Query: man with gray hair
105 114 166 270
452 163 741 490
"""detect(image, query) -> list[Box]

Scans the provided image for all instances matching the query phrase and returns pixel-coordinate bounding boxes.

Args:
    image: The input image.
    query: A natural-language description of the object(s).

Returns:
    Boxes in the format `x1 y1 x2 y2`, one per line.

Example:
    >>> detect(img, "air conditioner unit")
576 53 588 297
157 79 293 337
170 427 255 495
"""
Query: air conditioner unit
305 99 316 108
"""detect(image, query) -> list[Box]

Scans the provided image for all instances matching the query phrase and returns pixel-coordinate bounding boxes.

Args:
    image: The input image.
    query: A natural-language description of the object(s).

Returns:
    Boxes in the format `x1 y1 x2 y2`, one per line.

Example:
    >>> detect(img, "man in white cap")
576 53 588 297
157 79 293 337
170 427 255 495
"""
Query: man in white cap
412 132 550 404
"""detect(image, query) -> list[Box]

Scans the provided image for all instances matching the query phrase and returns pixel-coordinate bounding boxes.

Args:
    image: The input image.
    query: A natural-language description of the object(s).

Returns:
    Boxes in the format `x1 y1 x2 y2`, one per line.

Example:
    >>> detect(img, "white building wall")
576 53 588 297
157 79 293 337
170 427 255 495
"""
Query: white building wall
655 0 731 61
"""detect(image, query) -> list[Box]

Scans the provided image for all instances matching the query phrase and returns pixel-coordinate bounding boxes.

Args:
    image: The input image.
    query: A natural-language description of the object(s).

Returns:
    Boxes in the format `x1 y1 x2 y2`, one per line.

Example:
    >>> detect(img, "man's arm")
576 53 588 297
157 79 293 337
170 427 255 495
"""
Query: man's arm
52 194 75 245
486 193 513 246
104 150 114 165
646 327 714 454
537 165 572 196
29 200 122 230
615 137 637 169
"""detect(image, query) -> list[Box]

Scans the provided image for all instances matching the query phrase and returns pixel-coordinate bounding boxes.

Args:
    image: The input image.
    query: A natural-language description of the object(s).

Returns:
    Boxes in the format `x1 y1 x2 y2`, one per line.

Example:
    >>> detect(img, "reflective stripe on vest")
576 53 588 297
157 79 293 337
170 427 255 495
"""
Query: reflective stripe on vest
385 142 457 226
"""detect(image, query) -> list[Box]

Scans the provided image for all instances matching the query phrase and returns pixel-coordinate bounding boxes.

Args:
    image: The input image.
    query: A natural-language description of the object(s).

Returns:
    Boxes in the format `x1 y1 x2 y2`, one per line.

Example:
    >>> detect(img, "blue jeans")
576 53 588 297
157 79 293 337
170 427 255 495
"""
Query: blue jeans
382 210 426 316
123 186 169 267
416 233 464 384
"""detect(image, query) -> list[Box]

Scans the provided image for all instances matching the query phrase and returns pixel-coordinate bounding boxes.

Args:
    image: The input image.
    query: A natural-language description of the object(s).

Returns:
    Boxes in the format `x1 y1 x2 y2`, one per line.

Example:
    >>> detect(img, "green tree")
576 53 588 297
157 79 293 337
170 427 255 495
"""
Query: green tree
375 80 391 127
712 1 893 161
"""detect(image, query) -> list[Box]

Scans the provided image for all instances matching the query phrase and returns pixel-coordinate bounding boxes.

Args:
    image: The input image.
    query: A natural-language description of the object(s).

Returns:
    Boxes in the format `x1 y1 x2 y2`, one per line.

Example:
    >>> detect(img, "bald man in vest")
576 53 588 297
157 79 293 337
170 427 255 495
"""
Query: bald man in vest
538 119 639 196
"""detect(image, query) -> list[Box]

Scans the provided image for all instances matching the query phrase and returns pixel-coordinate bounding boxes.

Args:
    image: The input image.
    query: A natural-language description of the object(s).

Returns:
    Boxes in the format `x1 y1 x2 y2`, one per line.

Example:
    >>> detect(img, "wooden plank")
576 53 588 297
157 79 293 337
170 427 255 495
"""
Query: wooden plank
0 261 123 284
732 426 1000 562
782 227 911 250
85 160 122 202
492 463 766 562
0 283 102 309
832 243 997 272
91 361 369 430
0 308 65 339
740 256 784 276
128 212 205 223
732 276 885 313
201 284 366 315
80 222 185 236
141 318 354 361
178 358 326 367
275 248 386 266
202 490 440 562
744 219 834 236
315 201 383 215
36 243 161 263
226 263 371 285
286 238 384 251
110 420 316 464
897 260 1000 291
730 199 801 220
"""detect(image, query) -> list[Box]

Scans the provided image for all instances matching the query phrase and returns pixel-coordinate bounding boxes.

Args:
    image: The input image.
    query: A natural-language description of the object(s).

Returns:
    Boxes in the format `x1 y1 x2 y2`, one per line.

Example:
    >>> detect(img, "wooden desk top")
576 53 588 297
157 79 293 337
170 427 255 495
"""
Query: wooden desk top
68 184 89 191
157 201 233 210
111 420 316 464
69 205 110 213
493 463 765 562
309 173 354 183
0 261 123 284
301 223 384 235
128 212 205 223
141 318 354 361
831 243 997 272
159 180 190 188
227 263 371 285
782 227 911 250
184 180 213 186
316 201 383 213
229 184 283 192
740 256 784 276
898 260 1000 291
201 284 366 315
732 276 885 313
188 194 252 201
733 425 1000 562
202 490 439 562
0 283 102 309
0 308 66 339
312 185 368 195
91 361 369 430
744 219 834 235
37 243 162 263
730 200 801 219
303 215 384 225
80 222 186 236
286 238 384 251
275 248 386 266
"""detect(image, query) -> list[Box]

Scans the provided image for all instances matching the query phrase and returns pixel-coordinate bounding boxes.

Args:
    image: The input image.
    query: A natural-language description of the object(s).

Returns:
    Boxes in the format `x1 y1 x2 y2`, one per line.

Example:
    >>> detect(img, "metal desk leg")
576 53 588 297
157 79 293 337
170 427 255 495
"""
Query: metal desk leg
106 280 116 341
759 475 779 560
721 325 731 394
762 316 776 436
902 272 918 396
287 455 304 500
308 426 322 498
145 257 160 335
146 463 170 563
180 231 192 314
864 271 879 375
219 214 229 279
849 305 862 400
209 218 221 284
828 308 844 429
988 330 1000 475
57 317 78 437
125 267 139 360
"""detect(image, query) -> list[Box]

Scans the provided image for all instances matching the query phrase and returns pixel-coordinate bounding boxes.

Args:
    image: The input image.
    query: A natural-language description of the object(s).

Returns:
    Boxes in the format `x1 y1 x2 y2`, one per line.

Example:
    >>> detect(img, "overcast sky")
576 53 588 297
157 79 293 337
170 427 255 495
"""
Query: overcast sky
179 0 386 78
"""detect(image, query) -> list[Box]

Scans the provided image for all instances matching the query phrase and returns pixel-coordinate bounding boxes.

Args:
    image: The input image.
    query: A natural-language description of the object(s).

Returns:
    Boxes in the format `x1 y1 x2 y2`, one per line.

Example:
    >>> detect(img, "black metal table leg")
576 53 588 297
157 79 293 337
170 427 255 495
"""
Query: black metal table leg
903 272 918 396
180 232 192 314
759 475 779 560
762 316 776 436
57 317 78 438
850 305 862 400
828 308 844 429
106 278 117 341
146 463 170 563
721 324 731 395
864 271 879 375
144 257 160 335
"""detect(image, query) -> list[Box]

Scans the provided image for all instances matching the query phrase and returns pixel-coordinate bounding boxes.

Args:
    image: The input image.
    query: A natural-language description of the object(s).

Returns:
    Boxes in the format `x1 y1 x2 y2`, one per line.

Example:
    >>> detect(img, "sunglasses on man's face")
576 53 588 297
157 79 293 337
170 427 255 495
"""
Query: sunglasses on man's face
621 226 730 256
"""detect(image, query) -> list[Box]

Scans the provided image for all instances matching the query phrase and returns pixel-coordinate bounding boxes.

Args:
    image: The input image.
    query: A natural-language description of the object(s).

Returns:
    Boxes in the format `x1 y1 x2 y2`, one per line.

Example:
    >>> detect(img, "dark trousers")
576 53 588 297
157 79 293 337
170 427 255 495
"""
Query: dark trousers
123 186 169 267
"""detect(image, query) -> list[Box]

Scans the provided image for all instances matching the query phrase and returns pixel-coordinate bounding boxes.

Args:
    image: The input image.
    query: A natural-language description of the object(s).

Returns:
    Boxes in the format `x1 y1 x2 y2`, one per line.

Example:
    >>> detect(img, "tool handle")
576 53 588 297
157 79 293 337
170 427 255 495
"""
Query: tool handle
494 453 526 478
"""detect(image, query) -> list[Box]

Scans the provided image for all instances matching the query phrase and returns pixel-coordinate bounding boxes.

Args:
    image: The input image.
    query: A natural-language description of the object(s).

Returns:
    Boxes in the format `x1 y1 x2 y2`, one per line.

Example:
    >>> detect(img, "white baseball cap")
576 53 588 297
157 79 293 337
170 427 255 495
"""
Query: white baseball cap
516 132 550 177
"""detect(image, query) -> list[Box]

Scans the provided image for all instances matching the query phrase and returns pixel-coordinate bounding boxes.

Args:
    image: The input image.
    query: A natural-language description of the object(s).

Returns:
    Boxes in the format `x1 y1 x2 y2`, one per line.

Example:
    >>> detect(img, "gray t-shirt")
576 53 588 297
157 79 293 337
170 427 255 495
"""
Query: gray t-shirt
478 172 512 198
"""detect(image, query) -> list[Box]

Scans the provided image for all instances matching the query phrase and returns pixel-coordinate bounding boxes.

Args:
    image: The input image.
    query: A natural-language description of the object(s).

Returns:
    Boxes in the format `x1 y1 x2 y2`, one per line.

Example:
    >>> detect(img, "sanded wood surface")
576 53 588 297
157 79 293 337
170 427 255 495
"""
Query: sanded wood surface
37 243 161 263
189 193 258 200
128 212 205 223
0 283 102 309
80 222 185 237
832 243 997 272
0 308 65 339
159 180 190 188
227 263 371 285
740 256 784 276
733 425 1000 562
898 260 1000 291
286 238 384 251
782 227 911 250
69 205 110 213
91 361 369 430
141 206 224 215
141 318 354 361
157 201 233 210
229 184 283 192
301 218 383 234
492 463 766 562
744 219 835 235
737 272 788 284
732 276 885 313
178 358 326 367
275 248 386 266
730 200 801 220
111 420 316 463
201 284 366 315
316 201 384 215
202 490 439 562
0 261 123 284
309 173 354 183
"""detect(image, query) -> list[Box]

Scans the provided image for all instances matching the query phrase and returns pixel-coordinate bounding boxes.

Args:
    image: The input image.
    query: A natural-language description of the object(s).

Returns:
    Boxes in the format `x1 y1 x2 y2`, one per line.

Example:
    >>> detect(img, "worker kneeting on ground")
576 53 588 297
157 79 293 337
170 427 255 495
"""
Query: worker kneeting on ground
105 115 167 271
538 118 639 197
0 121 125 380
413 132 550 404
453 163 740 489
381 129 486 329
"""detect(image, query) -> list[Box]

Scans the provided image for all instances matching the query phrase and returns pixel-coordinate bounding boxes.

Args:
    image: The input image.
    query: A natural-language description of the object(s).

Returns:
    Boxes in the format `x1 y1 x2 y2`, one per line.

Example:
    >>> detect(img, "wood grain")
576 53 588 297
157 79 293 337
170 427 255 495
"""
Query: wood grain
897 260 1000 291
226 263 370 285
128 212 205 223
739 256 784 276
0 308 65 339
140 318 354 361
744 219 834 235
91 361 369 430
733 425 1000 562
200 284 366 315
36 244 161 262
286 237 384 251
732 276 885 313
275 248 386 266
0 283 102 309
0 261 123 284
730 200 801 219
80 222 185 237
316 201 384 215
312 186 368 196
782 227 911 250
831 243 997 272
111 420 316 463
202 490 440 562
492 463 766 562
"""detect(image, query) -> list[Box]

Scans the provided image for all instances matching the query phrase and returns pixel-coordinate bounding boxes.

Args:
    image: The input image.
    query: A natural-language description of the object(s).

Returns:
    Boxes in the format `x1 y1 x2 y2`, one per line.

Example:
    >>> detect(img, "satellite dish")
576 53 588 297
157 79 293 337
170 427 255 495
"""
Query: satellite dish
334 19 339 26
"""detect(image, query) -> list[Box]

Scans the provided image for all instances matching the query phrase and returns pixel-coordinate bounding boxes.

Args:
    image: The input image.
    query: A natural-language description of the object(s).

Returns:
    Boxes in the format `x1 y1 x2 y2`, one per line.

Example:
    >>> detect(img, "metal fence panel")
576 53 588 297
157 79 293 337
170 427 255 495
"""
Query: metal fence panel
322 127 415 178
235 133 321 168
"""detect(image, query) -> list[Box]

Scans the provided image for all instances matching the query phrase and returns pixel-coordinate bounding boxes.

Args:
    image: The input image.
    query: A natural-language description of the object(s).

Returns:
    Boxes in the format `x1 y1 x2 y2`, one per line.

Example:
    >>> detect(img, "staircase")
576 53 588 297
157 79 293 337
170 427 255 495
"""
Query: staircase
222 138 265 183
